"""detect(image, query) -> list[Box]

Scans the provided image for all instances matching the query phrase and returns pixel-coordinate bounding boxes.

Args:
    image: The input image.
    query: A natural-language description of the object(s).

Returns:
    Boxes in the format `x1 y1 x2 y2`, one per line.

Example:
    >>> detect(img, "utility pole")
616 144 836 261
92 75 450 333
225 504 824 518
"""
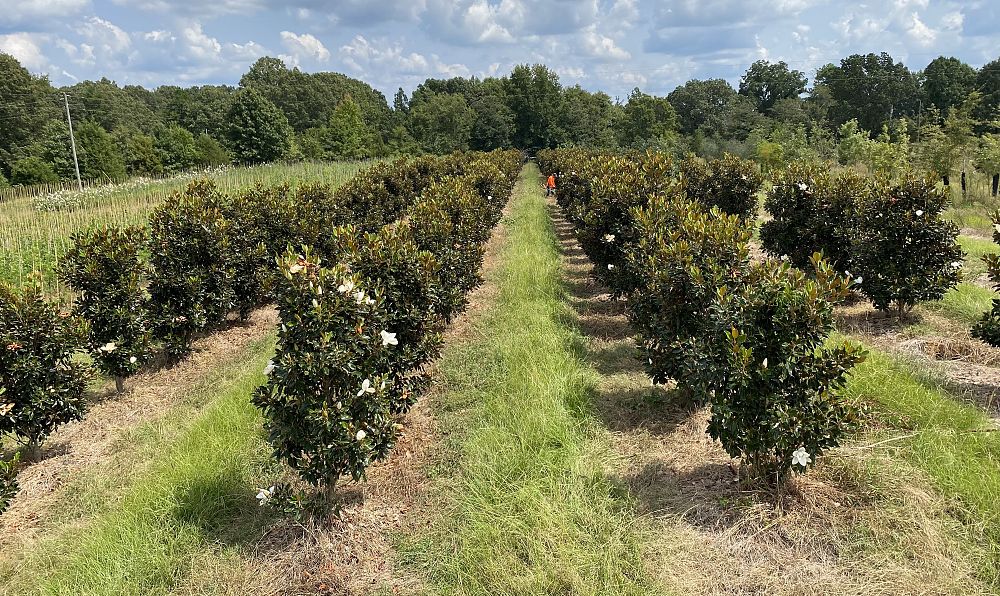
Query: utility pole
63 92 83 192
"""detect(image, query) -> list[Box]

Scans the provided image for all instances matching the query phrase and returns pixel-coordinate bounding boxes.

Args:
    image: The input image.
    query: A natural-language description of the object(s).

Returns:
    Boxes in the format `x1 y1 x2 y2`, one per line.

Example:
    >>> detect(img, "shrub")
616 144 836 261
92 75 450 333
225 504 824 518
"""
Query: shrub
626 198 751 399
760 166 866 271
11 156 59 186
0 454 17 514
252 247 397 503
706 255 866 480
409 178 493 320
148 180 235 360
324 224 445 414
60 226 152 392
972 210 1000 345
851 176 963 314
0 281 88 452
680 153 763 220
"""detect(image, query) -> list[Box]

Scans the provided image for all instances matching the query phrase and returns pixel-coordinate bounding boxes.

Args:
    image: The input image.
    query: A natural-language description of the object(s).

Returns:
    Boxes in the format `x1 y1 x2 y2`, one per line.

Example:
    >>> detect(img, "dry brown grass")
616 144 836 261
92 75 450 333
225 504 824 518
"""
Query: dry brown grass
549 199 990 596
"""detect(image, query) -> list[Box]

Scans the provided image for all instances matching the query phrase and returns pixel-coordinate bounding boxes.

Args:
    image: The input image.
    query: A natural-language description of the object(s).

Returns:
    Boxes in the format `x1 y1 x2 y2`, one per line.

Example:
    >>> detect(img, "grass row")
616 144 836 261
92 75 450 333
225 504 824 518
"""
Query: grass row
0 333 277 595
402 164 653 594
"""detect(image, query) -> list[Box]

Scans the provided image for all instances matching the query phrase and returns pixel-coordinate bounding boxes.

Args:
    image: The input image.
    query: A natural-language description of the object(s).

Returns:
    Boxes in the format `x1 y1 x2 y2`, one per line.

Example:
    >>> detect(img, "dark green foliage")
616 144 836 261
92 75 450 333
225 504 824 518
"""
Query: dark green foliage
972 210 1000 346
0 453 18 514
627 198 751 398
226 88 292 164
194 133 230 167
325 224 445 414
147 180 235 360
76 120 126 182
0 282 88 448
815 52 920 132
739 60 807 114
408 92 475 154
252 248 397 494
155 124 200 173
680 153 763 220
922 56 977 114
852 176 963 313
760 166 866 271
408 178 494 320
706 256 865 479
60 226 152 390
616 88 678 149
10 156 59 185
113 127 164 176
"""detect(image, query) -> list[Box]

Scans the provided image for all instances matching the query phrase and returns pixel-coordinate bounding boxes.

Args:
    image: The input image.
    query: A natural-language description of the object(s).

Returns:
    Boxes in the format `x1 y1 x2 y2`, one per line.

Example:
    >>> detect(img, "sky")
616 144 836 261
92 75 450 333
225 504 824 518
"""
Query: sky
0 0 997 101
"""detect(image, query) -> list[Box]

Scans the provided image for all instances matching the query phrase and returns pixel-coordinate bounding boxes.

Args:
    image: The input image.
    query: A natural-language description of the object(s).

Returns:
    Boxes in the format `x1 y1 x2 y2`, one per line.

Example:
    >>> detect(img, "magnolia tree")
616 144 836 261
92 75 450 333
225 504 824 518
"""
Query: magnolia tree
972 210 1000 346
253 248 399 505
680 153 763 220
0 282 88 456
706 256 866 480
760 166 865 271
61 226 152 392
852 177 963 315
627 197 751 400
148 181 235 360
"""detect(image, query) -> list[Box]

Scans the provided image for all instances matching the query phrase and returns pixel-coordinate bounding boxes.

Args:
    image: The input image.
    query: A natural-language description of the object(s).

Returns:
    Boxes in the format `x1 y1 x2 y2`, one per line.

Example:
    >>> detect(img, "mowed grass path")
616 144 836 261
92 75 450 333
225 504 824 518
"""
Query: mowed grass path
404 164 654 594
0 333 277 595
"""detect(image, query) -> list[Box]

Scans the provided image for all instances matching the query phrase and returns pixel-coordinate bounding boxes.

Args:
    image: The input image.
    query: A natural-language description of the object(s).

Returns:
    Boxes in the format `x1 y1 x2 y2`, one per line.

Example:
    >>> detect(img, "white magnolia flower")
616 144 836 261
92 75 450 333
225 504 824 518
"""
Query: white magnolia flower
762 358 768 368
99 342 117 353
338 279 355 294
952 261 963 269
357 378 376 397
855 276 863 284
380 379 387 390
796 182 809 192
380 330 398 346
264 360 275 375
356 429 367 441
780 254 789 262
129 356 137 364
604 234 616 243
354 290 367 305
791 447 812 468
915 209 924 216
317 285 323 295
312 298 319 308
289 264 304 274
845 270 851 278
366 297 375 305
256 486 274 505
608 264 615 270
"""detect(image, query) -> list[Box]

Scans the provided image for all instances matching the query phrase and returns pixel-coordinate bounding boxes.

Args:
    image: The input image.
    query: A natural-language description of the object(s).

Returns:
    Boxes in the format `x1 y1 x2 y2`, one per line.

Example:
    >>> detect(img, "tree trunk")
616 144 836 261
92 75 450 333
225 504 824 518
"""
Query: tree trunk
943 174 950 186
115 376 125 394
961 171 967 198
323 476 339 507
992 173 999 197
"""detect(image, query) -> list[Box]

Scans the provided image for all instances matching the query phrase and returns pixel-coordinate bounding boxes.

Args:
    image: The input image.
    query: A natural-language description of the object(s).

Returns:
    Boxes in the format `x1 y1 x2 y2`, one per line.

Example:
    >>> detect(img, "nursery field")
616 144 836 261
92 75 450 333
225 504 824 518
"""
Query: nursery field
0 160 369 298
3 152 1000 596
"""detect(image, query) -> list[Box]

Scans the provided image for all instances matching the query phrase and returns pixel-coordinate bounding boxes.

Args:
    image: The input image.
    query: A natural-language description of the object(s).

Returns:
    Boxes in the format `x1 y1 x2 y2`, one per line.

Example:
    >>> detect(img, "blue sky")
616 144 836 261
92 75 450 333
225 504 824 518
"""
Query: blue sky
0 0 996 100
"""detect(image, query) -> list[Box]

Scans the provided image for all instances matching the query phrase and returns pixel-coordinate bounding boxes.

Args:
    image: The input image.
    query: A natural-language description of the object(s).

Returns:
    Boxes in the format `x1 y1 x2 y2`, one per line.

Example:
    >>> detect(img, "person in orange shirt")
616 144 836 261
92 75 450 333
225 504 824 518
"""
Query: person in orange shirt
546 173 556 196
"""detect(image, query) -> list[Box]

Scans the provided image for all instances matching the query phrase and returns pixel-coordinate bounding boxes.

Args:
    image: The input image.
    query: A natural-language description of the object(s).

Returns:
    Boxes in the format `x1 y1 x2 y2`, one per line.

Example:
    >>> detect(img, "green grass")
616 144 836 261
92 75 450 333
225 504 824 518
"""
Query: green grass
958 234 997 280
0 333 277 595
0 160 367 298
843 342 1000 586
920 282 994 326
403 164 653 595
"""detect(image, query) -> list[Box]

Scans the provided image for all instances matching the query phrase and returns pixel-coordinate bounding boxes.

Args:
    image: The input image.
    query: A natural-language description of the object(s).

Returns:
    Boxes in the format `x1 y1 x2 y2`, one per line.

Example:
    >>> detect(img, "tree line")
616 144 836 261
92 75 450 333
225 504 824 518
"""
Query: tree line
1 51 999 188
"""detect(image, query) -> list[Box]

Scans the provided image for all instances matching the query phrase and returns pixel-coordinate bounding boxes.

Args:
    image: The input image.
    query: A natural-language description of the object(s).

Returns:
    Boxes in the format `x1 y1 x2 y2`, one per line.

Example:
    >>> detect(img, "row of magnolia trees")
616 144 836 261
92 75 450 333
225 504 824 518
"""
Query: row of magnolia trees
0 150 521 514
538 148 965 480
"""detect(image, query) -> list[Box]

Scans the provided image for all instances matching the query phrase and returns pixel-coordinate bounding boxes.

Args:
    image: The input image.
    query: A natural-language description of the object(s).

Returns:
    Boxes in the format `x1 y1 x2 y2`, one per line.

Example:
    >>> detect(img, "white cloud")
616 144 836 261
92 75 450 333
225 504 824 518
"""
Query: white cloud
0 0 89 27
279 31 330 65
340 35 429 74
905 11 936 46
941 11 963 32
580 26 631 61
0 33 50 71
423 0 515 44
